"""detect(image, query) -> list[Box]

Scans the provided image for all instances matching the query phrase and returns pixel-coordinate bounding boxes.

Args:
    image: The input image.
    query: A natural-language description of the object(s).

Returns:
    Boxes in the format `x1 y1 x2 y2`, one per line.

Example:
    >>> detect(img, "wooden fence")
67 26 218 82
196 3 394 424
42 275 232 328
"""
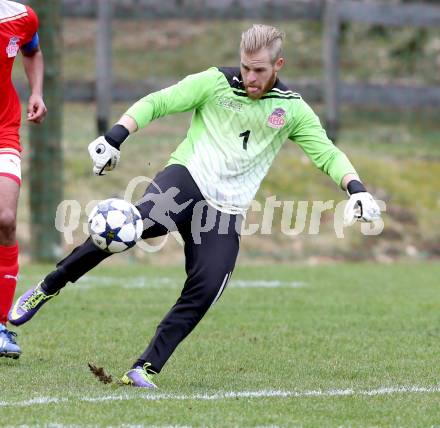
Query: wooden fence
17 0 440 138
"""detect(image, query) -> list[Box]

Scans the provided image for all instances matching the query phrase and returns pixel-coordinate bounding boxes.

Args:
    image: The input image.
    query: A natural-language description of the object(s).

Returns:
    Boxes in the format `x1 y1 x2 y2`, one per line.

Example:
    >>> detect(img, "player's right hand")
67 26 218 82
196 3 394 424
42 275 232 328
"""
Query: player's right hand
88 136 121 176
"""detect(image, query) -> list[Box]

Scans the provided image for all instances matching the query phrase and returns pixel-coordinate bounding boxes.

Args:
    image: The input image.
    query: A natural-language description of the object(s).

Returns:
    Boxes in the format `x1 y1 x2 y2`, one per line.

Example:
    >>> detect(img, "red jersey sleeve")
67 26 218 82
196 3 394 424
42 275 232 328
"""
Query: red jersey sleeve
23 5 39 44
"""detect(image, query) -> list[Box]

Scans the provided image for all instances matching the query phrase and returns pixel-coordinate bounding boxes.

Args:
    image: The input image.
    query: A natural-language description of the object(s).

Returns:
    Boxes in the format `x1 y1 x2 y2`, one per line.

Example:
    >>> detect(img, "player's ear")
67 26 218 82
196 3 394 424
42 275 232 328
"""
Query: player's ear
274 57 284 72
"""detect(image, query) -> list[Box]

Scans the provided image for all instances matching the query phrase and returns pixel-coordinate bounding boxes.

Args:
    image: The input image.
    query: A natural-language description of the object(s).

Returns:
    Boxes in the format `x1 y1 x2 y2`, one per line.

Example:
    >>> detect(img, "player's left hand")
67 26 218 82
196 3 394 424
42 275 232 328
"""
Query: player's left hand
344 192 381 226
26 94 47 123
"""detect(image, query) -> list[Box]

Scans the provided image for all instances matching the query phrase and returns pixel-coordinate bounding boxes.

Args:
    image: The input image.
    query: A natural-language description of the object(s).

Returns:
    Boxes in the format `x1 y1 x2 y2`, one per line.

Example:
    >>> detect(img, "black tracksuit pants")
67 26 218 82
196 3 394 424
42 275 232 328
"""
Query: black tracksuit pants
42 165 241 373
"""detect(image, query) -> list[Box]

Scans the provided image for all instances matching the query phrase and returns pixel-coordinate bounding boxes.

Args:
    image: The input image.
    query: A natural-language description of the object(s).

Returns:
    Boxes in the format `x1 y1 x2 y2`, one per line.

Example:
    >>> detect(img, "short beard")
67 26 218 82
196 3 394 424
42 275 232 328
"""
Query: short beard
245 71 278 99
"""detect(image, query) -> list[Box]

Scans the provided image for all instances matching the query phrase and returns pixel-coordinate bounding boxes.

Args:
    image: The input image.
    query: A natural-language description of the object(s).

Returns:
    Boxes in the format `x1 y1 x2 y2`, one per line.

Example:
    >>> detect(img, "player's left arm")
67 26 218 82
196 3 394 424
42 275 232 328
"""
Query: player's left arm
289 100 381 224
21 33 47 124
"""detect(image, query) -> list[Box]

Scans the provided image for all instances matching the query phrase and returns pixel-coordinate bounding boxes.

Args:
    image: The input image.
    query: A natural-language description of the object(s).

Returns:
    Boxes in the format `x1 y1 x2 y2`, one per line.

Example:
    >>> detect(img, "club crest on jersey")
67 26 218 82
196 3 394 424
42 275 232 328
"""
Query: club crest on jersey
6 36 20 58
267 108 286 129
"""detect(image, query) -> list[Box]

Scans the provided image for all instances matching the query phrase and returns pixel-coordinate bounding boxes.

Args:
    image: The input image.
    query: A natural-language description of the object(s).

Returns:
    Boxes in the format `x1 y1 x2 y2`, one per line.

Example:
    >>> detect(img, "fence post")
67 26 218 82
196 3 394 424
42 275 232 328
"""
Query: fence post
323 0 341 143
29 0 63 262
96 0 112 134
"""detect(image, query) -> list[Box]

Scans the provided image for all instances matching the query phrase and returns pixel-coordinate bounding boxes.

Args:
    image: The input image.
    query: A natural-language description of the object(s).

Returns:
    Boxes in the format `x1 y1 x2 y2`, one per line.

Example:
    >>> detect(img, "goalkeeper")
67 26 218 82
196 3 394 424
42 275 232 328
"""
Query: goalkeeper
9 24 380 388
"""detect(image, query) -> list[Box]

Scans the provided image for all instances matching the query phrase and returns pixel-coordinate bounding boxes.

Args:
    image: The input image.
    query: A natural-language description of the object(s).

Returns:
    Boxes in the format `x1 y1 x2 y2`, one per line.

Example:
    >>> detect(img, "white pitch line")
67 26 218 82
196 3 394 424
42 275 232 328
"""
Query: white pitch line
2 385 440 408
19 274 307 290
0 396 68 407
232 280 305 289
71 276 307 290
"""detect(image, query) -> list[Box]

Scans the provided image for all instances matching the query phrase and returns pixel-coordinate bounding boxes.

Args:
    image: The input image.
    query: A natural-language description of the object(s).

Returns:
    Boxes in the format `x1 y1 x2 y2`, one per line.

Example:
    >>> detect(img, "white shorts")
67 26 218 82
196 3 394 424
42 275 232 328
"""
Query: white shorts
0 148 21 186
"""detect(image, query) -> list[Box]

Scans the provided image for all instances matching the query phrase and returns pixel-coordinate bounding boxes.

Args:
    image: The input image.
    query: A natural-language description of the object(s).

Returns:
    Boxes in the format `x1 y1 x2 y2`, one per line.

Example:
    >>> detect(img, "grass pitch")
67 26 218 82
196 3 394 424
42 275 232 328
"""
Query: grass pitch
1 261 439 426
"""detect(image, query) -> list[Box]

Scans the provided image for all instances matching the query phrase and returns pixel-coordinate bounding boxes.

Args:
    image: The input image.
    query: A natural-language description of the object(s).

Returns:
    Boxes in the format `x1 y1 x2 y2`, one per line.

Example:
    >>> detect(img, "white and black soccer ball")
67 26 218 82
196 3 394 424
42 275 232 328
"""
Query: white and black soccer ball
88 198 143 253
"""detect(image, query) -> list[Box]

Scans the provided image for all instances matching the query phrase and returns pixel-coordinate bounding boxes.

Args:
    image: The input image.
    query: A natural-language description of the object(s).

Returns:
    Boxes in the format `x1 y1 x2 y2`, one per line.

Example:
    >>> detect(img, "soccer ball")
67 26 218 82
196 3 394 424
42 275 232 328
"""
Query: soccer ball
88 198 143 253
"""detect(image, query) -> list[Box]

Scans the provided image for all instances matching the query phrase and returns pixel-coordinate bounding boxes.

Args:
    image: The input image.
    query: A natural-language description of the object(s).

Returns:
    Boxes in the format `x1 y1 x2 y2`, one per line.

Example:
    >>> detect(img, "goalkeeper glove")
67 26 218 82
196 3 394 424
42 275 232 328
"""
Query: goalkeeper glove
344 180 381 225
88 124 129 176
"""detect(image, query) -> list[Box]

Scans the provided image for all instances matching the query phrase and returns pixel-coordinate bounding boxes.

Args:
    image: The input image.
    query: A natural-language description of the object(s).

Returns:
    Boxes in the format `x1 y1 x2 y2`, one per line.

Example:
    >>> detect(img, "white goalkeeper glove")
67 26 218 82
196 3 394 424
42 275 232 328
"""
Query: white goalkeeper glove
88 136 121 176
88 125 130 176
344 191 381 226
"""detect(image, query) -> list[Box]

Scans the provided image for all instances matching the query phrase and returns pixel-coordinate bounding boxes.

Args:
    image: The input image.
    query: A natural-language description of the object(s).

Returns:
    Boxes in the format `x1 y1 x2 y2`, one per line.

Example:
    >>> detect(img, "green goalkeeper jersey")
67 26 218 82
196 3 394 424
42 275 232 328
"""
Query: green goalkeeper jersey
125 67 356 215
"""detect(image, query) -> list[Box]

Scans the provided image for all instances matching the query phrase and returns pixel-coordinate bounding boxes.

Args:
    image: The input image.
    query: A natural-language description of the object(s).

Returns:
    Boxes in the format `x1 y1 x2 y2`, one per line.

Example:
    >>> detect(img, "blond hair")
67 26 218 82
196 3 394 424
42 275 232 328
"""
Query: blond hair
240 24 285 63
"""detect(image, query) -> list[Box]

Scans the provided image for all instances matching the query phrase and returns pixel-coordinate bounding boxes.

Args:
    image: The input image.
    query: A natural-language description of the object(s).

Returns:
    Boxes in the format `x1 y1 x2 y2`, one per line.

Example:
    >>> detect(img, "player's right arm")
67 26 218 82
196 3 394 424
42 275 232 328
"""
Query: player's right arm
123 67 219 129
22 36 46 123
21 6 46 123
88 68 219 175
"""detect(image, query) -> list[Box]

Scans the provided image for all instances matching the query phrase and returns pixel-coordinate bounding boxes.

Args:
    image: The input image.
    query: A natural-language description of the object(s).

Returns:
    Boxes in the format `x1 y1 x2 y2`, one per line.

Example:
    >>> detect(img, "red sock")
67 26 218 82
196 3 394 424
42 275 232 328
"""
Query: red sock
0 243 19 325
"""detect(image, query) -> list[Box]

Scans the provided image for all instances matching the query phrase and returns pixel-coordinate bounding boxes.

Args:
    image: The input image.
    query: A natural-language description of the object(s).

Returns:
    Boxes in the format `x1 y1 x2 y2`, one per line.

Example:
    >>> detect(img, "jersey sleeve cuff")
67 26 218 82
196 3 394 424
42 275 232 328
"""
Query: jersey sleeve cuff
124 99 155 129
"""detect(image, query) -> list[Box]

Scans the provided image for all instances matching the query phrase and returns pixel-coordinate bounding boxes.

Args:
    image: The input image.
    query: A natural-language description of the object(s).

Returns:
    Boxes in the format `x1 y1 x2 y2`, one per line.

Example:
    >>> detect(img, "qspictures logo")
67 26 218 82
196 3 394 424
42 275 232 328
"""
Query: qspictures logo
54 176 386 252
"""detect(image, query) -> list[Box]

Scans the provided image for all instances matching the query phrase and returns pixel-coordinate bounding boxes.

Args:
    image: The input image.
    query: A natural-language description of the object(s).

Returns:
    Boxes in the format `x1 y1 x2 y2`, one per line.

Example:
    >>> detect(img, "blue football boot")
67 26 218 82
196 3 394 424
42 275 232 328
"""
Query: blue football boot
0 324 21 359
